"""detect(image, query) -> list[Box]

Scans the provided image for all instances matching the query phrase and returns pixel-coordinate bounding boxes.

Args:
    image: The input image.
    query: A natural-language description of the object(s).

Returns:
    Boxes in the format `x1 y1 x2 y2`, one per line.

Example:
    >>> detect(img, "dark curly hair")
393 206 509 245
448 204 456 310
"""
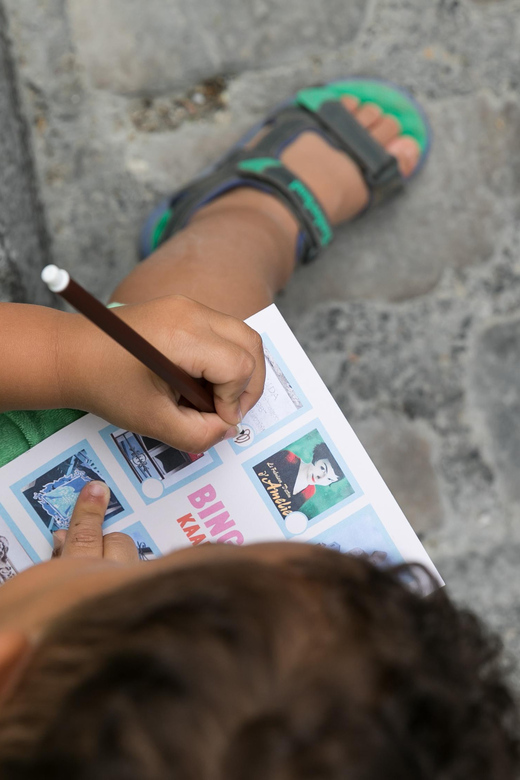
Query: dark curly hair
0 545 517 779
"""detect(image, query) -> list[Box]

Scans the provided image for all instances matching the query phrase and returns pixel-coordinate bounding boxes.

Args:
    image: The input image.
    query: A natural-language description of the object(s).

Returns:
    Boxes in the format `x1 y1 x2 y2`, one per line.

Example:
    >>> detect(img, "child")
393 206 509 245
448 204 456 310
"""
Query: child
0 82 516 776
0 489 516 778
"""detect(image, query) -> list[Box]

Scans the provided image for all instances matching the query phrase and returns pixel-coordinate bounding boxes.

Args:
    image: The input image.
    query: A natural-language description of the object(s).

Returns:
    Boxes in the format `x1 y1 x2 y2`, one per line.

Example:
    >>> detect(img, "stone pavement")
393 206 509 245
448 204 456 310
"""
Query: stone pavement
2 0 520 675
0 3 53 307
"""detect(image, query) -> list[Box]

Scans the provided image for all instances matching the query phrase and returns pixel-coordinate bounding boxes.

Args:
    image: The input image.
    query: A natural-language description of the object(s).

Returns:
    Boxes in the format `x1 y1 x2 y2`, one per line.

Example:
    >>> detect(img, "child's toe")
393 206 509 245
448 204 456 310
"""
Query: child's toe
340 95 360 113
370 115 402 146
353 102 383 128
386 136 421 178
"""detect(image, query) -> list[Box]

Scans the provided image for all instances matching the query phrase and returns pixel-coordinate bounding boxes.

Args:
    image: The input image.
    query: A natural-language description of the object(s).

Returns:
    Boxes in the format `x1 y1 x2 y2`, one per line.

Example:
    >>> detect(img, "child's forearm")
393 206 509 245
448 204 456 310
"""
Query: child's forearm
0 303 79 412
0 295 265 453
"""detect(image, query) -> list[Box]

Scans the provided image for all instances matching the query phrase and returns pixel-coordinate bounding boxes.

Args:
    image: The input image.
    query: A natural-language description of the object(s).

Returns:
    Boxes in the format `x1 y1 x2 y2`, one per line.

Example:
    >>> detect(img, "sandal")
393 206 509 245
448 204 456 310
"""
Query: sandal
139 78 431 266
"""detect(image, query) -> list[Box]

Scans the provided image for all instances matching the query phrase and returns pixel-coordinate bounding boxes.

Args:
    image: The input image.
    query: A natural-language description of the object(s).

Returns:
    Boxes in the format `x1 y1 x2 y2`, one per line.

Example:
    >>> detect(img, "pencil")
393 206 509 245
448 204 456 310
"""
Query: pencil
41 265 216 414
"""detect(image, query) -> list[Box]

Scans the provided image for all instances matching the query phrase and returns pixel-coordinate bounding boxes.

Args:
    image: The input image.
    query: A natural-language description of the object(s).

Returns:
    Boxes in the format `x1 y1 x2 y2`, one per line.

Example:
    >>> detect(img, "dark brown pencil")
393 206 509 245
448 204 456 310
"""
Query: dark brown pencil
41 265 215 414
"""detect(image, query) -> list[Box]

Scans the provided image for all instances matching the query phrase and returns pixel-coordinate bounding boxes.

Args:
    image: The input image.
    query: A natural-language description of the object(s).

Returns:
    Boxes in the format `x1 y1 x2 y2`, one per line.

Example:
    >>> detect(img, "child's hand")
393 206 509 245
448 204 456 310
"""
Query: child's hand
62 295 265 452
52 481 137 562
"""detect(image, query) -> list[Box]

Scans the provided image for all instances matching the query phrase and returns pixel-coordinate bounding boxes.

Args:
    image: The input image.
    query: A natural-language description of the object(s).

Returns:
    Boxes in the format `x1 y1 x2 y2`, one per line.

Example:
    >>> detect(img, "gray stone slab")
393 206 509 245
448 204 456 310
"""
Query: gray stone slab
68 0 367 96
469 317 520 506
0 3 53 305
6 0 520 306
293 269 517 531
353 414 444 535
3 0 152 300
342 0 520 99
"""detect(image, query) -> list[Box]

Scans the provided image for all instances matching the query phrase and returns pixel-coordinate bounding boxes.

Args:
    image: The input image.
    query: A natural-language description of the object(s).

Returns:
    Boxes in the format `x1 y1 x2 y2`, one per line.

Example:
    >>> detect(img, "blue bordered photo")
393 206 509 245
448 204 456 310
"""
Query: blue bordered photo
311 505 404 567
122 521 161 561
10 440 132 546
99 426 222 504
229 335 310 452
243 421 362 539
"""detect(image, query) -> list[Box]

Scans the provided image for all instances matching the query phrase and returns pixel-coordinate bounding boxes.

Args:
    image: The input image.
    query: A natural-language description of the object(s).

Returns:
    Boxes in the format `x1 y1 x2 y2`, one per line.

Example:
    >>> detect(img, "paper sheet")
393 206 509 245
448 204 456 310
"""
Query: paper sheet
0 305 441 585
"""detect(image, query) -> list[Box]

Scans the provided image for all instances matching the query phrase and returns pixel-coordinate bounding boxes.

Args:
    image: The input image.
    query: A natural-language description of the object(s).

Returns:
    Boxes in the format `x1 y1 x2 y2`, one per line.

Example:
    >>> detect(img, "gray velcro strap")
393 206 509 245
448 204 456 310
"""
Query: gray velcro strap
298 99 404 203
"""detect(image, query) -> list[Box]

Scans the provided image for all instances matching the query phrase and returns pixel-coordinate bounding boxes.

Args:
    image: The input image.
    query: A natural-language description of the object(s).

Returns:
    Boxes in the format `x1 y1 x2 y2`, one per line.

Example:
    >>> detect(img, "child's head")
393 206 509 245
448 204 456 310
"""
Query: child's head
0 543 517 779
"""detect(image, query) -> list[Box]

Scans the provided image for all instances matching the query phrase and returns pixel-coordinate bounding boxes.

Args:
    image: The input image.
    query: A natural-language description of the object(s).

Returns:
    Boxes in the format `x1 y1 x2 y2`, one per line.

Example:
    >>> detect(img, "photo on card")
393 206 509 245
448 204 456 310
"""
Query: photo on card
310 505 404 567
100 426 222 504
10 441 131 546
0 504 34 581
122 521 161 561
229 336 310 452
245 422 362 538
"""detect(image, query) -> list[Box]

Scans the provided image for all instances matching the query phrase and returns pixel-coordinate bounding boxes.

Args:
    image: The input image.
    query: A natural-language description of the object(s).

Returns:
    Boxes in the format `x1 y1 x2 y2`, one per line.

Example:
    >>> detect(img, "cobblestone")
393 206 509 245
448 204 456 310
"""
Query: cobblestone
0 3 52 305
68 0 367 95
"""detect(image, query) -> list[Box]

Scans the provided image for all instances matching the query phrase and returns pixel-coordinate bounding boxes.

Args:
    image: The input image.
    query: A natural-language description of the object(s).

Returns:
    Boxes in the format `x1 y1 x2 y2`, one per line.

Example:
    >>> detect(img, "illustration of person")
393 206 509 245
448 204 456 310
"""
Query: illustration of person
0 536 16 584
255 442 346 517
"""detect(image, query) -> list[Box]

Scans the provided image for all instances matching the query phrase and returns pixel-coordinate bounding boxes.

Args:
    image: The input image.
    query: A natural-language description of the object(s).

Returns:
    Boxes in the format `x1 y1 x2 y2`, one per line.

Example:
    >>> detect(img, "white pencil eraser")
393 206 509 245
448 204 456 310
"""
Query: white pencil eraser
41 265 70 293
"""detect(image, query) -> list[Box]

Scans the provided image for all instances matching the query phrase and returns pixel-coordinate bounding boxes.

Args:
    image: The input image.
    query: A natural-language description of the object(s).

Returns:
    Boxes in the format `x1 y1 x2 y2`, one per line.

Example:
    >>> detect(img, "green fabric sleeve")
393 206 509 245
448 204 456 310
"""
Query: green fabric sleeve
0 409 87 468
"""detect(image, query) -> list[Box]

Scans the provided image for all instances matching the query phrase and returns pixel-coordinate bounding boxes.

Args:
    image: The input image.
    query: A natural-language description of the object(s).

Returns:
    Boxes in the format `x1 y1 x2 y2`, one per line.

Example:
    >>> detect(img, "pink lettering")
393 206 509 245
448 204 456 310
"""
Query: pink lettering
204 512 235 537
188 484 216 509
199 501 225 519
217 530 245 545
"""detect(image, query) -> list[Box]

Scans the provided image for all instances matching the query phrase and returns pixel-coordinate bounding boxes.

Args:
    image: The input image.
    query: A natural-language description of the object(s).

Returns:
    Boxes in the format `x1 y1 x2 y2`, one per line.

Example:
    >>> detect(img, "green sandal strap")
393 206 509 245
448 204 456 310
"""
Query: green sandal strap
155 155 332 265
237 157 333 262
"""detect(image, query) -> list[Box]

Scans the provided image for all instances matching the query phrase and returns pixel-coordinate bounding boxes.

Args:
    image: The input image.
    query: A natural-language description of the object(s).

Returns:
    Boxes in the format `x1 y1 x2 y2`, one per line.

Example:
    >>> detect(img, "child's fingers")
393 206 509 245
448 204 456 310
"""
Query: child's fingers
60 481 109 560
103 297 265 432
103 532 139 563
156 402 237 453
203 311 266 420
168 330 260 427
52 530 67 558
197 334 258 425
